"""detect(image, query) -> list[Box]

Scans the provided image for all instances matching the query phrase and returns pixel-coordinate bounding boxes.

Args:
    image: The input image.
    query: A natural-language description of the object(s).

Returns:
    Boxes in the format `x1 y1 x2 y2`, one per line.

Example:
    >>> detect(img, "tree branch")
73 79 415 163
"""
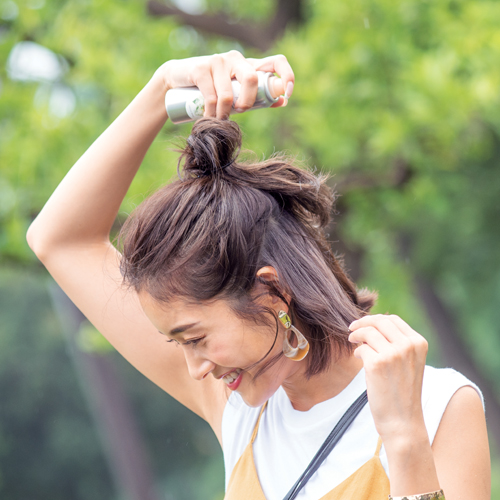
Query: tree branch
333 157 413 193
147 0 303 51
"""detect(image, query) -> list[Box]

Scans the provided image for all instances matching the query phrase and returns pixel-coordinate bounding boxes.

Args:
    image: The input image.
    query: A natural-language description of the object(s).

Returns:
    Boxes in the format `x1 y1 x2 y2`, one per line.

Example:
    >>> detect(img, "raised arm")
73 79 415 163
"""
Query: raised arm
27 75 167 254
27 51 293 256
26 51 294 441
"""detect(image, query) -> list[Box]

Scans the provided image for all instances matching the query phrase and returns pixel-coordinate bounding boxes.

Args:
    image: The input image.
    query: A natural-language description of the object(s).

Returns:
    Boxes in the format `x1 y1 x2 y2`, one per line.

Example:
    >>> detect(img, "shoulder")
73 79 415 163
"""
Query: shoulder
421 365 484 445
430 372 490 499
422 365 484 399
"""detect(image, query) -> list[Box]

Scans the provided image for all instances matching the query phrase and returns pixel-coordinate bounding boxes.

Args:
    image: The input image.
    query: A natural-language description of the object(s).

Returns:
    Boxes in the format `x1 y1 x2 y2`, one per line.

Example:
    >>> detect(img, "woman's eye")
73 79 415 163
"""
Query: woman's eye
166 336 205 347
184 337 204 347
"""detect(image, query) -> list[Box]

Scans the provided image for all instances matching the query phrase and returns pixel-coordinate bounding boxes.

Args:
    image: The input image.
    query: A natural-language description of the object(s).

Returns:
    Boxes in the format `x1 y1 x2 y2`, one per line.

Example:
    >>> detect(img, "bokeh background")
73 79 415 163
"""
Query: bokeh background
1 0 499 498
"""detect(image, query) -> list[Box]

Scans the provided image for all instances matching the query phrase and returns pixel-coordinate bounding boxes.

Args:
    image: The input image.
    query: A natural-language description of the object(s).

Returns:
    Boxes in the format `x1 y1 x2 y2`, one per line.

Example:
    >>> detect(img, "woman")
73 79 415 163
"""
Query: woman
27 51 490 499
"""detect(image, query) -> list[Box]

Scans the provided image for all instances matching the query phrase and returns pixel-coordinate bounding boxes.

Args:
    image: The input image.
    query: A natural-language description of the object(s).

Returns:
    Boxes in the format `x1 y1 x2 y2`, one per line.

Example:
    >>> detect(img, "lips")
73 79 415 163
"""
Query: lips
227 371 243 391
219 368 242 383
218 369 234 379
218 368 243 390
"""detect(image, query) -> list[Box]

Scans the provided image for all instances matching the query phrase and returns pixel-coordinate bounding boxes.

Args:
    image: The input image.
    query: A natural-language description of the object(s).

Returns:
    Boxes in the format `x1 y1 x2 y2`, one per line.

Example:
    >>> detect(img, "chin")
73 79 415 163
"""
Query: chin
240 395 267 408
239 384 278 408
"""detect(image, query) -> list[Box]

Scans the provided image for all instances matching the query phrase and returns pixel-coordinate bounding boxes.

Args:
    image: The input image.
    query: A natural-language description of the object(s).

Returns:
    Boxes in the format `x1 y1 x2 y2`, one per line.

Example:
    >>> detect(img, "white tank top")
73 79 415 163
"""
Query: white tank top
221 365 484 500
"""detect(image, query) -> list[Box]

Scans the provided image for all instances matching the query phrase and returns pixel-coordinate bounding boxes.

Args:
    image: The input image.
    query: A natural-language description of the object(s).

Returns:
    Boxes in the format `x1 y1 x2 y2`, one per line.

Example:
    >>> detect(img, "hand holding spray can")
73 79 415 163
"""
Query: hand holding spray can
164 71 285 124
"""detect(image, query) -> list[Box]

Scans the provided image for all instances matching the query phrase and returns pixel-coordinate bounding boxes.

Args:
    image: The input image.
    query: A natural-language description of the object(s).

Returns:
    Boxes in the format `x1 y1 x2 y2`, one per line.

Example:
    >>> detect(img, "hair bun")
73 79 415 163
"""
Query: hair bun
179 117 242 178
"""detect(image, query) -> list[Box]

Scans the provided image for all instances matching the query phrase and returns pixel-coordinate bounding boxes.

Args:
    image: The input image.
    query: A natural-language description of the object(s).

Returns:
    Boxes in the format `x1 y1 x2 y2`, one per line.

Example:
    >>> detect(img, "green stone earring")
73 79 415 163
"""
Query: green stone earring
278 310 310 361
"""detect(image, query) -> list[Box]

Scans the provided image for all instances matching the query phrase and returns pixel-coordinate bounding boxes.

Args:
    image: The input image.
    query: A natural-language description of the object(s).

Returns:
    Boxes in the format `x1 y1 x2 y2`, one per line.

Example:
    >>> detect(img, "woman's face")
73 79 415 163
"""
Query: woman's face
138 292 302 407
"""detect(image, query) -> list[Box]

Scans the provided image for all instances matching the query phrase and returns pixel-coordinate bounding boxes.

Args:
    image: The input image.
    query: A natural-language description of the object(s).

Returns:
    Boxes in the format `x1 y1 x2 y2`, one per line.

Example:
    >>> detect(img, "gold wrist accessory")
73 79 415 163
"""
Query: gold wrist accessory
389 490 445 500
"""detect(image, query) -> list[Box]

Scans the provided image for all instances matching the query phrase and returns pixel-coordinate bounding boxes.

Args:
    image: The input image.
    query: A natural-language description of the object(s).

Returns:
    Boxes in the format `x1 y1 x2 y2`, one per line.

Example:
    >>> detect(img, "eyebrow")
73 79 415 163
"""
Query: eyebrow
169 322 200 335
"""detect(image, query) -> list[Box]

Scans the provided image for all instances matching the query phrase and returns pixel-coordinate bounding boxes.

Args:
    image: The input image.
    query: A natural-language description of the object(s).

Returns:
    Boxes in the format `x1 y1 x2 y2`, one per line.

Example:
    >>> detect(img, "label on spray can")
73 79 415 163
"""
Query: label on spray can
185 95 206 120
165 71 279 124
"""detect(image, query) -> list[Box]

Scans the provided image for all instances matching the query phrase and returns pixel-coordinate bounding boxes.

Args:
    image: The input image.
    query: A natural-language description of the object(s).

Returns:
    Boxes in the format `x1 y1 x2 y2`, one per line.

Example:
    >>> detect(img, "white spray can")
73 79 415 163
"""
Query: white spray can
165 71 282 124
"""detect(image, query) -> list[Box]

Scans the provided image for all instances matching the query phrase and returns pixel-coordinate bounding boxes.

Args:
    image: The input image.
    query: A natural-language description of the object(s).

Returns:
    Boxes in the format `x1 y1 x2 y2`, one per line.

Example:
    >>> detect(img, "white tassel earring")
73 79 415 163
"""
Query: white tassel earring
278 311 310 361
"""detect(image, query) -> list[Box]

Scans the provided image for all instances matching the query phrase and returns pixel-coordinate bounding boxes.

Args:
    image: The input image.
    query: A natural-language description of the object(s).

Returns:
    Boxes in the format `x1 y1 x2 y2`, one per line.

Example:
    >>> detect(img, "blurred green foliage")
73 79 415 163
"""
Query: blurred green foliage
0 269 224 499
0 269 114 498
0 0 499 498
76 322 114 354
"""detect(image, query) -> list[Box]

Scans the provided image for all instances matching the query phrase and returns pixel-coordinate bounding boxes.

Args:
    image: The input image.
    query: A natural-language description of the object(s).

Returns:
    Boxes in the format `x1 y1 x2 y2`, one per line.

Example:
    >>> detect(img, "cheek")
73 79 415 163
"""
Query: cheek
209 341 251 368
220 337 261 361
212 327 282 369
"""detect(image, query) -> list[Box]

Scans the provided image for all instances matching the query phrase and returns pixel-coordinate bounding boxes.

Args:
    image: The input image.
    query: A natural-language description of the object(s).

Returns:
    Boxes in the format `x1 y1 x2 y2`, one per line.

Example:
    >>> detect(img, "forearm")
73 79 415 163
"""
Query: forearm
384 423 441 497
27 71 168 257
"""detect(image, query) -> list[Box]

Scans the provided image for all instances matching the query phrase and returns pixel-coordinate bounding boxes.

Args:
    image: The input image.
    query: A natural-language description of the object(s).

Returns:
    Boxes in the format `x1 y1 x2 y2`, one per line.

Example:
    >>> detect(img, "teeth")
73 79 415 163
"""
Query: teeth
223 369 242 385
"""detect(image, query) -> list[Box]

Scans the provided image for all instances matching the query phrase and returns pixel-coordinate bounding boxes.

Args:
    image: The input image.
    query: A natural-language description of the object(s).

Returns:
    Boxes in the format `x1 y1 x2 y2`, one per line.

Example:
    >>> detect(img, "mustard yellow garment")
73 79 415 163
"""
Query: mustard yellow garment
225 402 390 500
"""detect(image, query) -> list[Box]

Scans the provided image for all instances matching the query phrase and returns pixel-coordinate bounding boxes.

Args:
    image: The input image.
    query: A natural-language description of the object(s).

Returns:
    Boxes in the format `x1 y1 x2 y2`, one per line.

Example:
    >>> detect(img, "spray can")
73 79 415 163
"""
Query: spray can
165 71 281 124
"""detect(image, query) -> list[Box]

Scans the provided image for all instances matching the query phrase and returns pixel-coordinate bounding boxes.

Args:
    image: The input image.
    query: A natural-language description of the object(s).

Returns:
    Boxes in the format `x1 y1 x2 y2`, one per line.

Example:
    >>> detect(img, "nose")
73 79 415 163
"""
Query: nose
183 348 215 381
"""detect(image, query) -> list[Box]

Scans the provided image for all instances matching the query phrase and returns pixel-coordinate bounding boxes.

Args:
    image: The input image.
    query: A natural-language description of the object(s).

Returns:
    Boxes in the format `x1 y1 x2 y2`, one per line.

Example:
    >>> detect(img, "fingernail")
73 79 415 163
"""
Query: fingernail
234 108 245 113
284 81 294 99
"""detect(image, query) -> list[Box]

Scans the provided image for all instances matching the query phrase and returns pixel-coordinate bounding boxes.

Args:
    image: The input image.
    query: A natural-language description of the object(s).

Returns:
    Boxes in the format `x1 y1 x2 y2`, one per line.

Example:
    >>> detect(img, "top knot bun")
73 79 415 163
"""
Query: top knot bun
179 118 242 179
176 116 334 232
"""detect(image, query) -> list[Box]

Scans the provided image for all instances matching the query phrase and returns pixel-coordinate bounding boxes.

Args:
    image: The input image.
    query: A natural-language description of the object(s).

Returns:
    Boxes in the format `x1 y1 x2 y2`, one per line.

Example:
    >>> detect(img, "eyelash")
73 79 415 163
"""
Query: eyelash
166 337 205 347
185 337 204 346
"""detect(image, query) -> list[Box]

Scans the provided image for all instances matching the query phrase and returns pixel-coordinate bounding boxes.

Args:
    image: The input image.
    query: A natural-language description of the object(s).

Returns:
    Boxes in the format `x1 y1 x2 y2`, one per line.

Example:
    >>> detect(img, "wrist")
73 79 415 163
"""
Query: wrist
153 60 176 94
121 72 168 127
383 428 441 497
378 411 427 448
383 427 429 457
389 491 445 500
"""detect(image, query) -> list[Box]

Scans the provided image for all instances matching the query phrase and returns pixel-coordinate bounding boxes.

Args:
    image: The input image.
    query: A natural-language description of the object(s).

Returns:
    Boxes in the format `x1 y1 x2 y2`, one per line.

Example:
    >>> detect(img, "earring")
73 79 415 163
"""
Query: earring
278 311 310 361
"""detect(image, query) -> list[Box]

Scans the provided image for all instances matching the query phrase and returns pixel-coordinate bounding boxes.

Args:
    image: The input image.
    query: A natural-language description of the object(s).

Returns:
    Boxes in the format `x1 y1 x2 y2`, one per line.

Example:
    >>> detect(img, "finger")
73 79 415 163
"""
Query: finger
211 55 234 119
223 51 259 111
350 314 407 343
195 72 218 118
387 314 422 339
349 326 393 354
388 315 429 358
352 342 378 364
271 96 286 108
247 54 295 98
231 65 259 111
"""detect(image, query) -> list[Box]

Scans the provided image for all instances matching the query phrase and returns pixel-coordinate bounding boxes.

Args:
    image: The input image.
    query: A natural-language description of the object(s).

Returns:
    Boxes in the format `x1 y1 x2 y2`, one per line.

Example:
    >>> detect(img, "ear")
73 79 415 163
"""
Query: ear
256 266 291 307
256 265 279 281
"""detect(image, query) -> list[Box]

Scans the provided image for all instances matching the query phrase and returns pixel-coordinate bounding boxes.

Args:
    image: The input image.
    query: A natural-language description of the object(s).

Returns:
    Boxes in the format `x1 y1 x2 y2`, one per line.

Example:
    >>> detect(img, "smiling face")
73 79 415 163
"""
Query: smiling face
138 292 303 407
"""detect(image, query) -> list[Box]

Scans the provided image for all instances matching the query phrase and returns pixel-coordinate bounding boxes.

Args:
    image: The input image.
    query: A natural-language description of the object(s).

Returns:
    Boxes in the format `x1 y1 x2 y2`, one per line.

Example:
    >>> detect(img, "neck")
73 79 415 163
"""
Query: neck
281 354 364 411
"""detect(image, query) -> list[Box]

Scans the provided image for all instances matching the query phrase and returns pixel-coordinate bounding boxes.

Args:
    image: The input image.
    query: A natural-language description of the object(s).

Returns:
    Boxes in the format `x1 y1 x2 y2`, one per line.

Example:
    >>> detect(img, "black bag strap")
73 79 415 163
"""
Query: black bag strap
282 390 368 500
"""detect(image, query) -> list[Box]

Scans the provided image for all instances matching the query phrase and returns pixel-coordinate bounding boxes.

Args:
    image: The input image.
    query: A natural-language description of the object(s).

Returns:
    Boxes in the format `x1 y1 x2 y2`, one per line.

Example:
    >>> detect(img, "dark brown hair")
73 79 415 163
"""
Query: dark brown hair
119 118 376 378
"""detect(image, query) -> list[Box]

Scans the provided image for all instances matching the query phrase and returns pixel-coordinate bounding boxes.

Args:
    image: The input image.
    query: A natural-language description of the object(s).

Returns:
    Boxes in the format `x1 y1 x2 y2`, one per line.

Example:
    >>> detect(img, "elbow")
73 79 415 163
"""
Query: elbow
26 223 49 262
